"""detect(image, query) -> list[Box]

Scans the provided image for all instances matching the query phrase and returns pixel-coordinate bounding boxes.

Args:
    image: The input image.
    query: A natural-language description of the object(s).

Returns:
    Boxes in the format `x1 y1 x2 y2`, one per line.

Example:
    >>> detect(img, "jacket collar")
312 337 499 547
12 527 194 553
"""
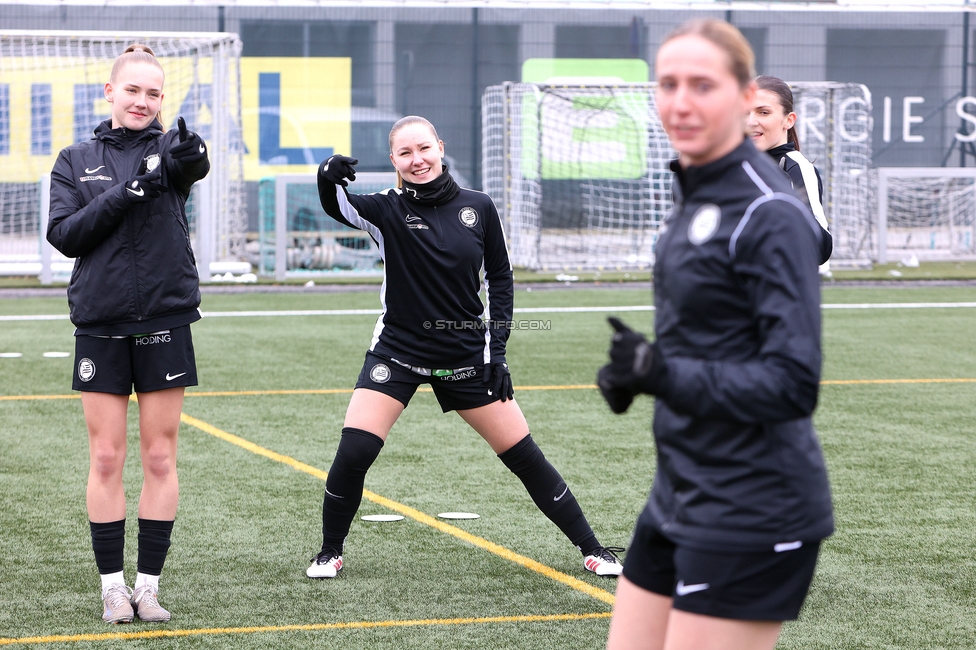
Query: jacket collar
766 141 796 160
93 118 163 148
400 164 461 206
669 138 757 197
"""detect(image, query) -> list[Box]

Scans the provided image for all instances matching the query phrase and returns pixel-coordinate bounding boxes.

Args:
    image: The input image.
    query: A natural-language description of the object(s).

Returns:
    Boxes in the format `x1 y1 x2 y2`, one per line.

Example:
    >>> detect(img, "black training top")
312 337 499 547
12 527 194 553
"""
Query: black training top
766 142 832 264
48 119 209 335
318 167 513 369
646 138 834 552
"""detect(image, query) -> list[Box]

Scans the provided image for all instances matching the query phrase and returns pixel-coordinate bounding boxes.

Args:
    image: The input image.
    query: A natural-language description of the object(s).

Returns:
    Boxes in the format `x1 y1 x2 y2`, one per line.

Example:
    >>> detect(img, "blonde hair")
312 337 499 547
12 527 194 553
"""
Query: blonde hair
389 116 440 189
110 43 166 129
661 19 755 88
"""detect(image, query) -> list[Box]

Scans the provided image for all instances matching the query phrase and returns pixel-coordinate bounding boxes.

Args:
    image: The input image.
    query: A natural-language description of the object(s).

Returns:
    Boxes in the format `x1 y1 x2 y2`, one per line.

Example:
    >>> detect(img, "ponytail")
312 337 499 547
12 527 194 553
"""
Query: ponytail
787 125 800 153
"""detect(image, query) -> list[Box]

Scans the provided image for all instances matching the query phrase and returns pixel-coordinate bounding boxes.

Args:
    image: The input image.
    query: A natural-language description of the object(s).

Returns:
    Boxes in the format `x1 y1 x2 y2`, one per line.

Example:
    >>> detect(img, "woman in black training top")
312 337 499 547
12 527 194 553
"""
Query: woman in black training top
598 20 833 650
748 74 833 269
308 115 622 580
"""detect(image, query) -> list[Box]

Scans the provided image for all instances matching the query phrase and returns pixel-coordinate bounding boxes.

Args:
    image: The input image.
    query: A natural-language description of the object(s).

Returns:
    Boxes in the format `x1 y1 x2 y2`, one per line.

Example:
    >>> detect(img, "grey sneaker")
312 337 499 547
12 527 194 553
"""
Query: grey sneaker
101 584 134 624
132 584 171 622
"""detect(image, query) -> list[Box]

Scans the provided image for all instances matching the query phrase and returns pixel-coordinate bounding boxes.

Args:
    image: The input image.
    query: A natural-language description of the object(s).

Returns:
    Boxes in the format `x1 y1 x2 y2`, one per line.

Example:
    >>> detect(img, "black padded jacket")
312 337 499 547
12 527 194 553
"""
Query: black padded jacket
47 119 209 335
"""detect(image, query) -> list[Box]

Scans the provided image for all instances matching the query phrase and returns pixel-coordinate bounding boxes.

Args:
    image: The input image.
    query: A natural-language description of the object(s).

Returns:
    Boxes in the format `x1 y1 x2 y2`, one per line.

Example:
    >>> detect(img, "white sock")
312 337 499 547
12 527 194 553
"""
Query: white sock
100 571 125 594
134 572 160 593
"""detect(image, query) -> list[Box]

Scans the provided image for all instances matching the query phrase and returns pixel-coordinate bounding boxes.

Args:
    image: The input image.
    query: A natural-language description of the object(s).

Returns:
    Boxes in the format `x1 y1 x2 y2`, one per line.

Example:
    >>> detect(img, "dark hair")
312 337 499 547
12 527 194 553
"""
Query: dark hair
756 75 800 152
110 43 165 129
389 115 440 188
661 19 755 88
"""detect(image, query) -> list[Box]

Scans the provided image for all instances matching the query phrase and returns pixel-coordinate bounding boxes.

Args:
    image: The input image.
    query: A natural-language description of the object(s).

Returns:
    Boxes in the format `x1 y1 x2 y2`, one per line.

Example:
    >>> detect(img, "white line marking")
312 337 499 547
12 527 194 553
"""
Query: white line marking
4 303 976 321
820 302 976 309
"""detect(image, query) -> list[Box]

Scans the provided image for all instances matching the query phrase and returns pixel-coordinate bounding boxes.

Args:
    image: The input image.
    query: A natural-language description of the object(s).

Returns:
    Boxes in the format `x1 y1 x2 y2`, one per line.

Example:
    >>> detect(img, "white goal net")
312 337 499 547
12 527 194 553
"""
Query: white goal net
482 81 873 270
877 168 976 263
0 30 245 279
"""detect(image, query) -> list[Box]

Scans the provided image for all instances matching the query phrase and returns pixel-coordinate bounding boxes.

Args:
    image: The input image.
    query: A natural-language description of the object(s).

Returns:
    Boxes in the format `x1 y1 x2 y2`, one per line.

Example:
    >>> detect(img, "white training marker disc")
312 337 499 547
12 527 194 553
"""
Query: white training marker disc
361 514 405 522
437 512 481 520
42 351 70 358
0 352 23 358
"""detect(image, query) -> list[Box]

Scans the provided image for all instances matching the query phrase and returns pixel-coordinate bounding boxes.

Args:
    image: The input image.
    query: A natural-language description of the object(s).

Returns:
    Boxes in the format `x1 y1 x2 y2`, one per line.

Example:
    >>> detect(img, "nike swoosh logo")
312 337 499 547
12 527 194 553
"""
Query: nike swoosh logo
85 166 105 174
165 372 186 381
675 581 710 596
127 186 145 197
405 215 422 222
553 485 569 502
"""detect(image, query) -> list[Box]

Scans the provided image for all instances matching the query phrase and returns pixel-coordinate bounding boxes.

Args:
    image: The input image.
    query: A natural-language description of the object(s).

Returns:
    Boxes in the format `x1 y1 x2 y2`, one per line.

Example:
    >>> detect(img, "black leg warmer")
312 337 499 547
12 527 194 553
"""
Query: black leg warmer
321 427 385 552
90 519 126 575
137 518 174 576
497 434 600 554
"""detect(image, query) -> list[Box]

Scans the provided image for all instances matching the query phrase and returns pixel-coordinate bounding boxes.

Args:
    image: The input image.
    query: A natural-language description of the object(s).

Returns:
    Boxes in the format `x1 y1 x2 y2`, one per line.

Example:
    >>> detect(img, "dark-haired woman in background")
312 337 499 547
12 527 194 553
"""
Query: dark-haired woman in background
748 75 833 271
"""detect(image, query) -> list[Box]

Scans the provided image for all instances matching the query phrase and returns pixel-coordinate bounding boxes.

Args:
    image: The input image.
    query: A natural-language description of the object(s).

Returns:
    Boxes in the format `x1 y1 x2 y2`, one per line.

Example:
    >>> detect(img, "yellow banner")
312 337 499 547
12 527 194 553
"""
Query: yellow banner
0 57 215 183
240 57 351 181
0 56 350 183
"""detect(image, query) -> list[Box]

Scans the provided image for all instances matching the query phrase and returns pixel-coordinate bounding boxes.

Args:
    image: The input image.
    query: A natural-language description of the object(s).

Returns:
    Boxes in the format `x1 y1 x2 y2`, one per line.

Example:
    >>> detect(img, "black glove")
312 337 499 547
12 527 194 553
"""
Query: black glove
596 365 636 415
318 154 358 187
123 163 165 204
597 316 662 413
169 117 207 165
484 360 514 402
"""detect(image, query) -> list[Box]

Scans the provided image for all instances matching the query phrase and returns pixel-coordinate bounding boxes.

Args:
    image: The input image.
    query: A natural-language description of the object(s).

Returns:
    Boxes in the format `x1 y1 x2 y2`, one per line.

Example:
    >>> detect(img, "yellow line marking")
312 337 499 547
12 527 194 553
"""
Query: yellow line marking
183 385 597 397
0 394 81 401
188 388 354 397
4 378 976 403
178 413 616 606
0 612 611 645
821 378 976 385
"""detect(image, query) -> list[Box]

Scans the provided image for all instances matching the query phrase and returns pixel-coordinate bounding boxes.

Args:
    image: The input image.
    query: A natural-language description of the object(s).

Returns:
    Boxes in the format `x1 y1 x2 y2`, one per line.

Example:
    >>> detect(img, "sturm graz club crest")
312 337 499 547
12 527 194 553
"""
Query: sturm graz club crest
458 207 479 228
141 152 161 175
369 363 391 384
78 358 96 382
688 204 721 245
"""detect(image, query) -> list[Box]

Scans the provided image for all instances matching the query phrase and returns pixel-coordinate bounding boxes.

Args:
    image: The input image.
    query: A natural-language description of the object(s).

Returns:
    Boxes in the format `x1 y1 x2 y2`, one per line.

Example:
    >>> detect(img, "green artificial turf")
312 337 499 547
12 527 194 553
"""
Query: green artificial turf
1 286 974 648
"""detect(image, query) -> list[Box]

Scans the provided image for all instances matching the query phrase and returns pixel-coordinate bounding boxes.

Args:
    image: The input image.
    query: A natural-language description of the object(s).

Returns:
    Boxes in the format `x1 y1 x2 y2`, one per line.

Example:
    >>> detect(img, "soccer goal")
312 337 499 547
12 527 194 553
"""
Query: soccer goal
481 81 873 270
252 172 393 280
0 30 245 281
877 168 976 264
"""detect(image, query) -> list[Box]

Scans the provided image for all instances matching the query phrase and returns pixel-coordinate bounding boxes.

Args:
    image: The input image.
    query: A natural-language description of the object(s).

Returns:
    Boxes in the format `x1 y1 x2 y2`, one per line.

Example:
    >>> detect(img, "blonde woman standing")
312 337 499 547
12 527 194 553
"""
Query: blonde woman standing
48 44 209 624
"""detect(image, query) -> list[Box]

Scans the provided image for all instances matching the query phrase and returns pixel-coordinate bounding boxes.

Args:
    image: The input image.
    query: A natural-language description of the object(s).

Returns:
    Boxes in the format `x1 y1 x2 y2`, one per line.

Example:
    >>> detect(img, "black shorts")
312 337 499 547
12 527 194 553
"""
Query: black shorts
355 351 498 413
72 325 198 395
622 508 822 621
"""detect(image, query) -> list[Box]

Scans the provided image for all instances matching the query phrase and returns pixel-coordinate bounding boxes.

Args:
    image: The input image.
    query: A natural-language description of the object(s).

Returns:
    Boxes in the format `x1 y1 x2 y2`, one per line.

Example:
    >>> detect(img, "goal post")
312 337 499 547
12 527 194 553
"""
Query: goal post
0 30 245 281
482 81 873 270
877 167 976 264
